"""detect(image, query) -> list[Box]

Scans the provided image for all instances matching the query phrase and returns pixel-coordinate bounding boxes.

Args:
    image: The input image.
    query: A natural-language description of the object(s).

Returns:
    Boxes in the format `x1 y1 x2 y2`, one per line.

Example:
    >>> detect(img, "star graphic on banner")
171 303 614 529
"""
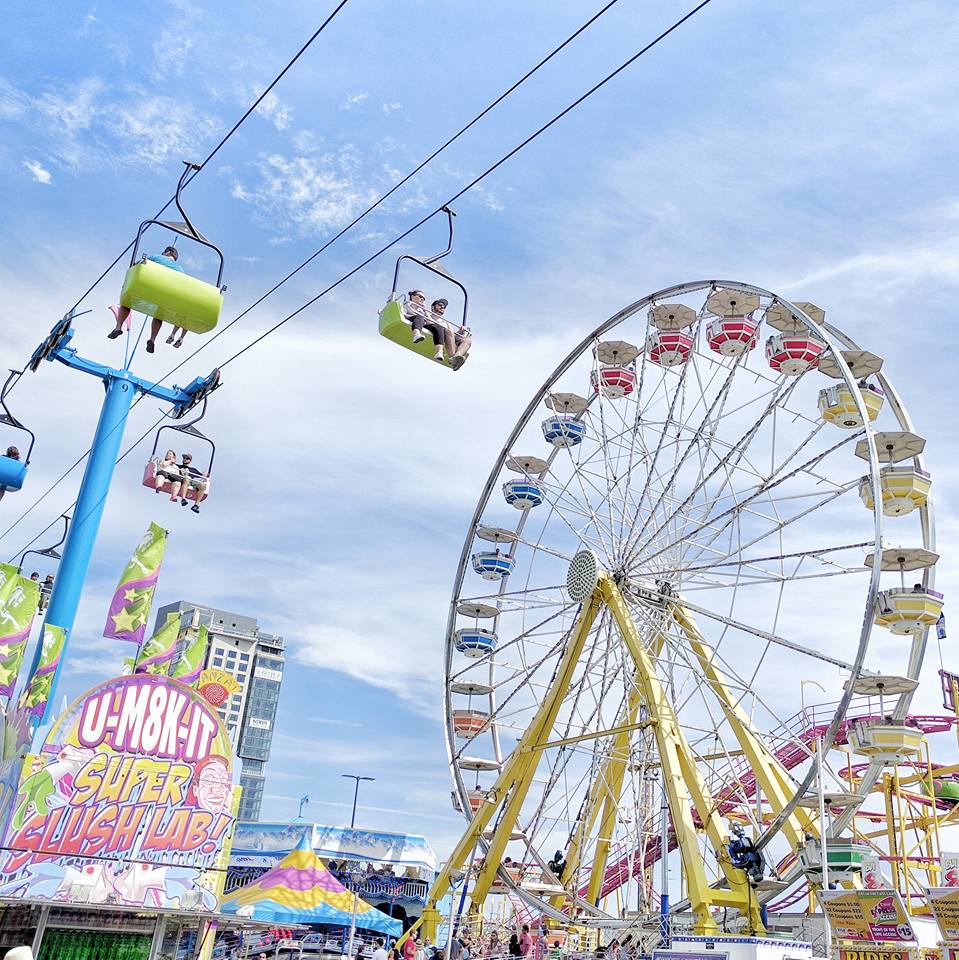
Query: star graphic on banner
111 608 140 633
0 660 17 689
0 645 11 659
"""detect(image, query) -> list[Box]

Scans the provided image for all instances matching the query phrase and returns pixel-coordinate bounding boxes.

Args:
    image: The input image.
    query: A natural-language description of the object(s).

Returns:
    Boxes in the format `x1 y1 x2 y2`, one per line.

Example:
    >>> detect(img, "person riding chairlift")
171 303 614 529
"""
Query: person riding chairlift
0 446 19 502
107 246 187 353
171 452 208 514
431 298 470 370
154 449 183 501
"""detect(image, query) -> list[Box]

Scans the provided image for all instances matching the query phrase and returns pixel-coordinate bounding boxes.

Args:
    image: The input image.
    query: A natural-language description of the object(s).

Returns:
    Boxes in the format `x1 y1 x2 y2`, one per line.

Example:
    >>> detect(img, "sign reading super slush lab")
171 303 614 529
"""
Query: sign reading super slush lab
0 674 240 910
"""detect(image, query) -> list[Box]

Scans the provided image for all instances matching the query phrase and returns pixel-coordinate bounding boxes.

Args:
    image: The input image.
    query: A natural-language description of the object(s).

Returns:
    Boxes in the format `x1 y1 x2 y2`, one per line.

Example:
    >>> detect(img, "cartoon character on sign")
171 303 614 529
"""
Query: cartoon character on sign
114 863 169 907
11 745 94 830
55 863 114 903
871 896 899 923
188 754 231 814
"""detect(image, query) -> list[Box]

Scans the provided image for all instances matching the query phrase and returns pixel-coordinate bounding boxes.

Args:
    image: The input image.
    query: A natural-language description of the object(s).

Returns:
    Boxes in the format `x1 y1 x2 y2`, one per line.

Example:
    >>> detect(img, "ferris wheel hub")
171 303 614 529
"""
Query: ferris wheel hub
567 549 600 601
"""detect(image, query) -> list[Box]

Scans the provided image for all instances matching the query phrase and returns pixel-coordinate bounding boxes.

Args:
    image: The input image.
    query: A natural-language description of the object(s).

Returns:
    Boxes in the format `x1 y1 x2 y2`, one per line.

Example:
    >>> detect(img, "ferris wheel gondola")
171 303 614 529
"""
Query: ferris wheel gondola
378 207 471 370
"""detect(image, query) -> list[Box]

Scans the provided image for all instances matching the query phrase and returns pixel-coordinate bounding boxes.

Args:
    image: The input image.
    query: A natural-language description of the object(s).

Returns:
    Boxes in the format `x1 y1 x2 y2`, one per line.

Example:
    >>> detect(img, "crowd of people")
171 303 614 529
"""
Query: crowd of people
402 291 471 369
152 449 209 513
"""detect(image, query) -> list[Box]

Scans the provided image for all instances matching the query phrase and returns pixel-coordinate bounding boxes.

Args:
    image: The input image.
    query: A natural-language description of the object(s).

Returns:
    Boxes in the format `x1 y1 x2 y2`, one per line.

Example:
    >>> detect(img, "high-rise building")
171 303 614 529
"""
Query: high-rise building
153 601 285 821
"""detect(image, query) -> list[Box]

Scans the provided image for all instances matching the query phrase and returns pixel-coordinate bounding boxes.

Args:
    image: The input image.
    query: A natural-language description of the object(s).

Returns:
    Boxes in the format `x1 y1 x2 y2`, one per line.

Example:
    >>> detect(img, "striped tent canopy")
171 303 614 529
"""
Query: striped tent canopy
220 834 402 934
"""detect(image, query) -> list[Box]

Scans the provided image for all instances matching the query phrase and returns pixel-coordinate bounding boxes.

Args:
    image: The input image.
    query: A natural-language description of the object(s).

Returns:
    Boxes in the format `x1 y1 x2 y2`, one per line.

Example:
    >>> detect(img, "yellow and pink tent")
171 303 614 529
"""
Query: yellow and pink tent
220 834 402 935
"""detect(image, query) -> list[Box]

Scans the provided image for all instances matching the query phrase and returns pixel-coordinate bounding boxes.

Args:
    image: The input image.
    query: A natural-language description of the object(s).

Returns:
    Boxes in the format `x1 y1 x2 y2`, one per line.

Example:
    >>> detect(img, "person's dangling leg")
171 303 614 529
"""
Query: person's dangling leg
146 317 163 353
107 306 132 339
410 315 426 344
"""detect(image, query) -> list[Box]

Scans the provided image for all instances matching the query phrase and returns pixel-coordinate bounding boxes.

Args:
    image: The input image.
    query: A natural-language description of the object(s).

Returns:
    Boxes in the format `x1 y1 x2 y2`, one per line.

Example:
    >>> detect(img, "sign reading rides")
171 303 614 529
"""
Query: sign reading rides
0 674 240 910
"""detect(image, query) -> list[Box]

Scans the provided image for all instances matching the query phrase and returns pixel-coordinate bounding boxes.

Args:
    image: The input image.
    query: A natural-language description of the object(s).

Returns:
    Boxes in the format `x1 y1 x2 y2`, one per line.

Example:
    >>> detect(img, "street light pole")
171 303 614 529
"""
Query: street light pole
342 774 375 829
341 774 375 959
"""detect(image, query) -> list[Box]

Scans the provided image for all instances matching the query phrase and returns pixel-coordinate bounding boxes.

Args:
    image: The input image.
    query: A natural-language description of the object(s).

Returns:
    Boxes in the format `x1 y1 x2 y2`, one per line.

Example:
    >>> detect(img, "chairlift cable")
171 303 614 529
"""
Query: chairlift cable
64 0 353 316
132 0 627 389
2 0 712 555
217 0 716 370
3 413 168 563
0 0 629 542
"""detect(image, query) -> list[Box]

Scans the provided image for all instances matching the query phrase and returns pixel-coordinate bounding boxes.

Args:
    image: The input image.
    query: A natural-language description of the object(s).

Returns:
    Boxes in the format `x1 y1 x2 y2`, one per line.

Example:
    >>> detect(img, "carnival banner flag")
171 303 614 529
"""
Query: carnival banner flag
103 521 167 644
0 573 40 698
134 611 182 675
171 625 209 687
0 563 20 609
18 624 66 718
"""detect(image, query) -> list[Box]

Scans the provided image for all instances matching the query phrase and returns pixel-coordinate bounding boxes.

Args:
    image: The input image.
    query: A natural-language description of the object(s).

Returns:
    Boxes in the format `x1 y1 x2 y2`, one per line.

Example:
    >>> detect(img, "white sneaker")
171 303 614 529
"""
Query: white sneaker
412 331 425 343
433 353 445 363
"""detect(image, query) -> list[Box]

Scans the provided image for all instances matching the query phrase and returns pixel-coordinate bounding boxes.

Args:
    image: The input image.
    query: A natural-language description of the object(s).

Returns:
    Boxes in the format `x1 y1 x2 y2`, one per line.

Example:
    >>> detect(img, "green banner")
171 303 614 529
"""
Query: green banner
0 564 20 610
0 575 41 698
134 611 182 675
19 624 67 718
170 624 209 687
103 521 168 644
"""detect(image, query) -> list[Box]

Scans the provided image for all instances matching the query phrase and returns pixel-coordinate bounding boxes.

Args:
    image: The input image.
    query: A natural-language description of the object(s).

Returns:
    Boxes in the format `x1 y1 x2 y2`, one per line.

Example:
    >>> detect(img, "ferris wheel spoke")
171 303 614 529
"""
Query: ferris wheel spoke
636 427 864 573
671 594 860 671
625 376 802 567
679 476 861 573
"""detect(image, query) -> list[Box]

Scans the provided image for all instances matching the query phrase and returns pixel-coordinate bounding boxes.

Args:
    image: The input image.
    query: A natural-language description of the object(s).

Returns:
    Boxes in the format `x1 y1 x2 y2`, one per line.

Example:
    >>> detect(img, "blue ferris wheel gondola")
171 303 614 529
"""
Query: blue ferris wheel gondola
454 628 498 658
502 479 544 510
541 416 585 448
472 551 515 581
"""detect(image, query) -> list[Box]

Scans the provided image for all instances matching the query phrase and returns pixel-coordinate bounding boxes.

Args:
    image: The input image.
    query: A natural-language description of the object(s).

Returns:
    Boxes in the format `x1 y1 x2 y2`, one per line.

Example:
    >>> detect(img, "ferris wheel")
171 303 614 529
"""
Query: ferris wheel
426 280 940 939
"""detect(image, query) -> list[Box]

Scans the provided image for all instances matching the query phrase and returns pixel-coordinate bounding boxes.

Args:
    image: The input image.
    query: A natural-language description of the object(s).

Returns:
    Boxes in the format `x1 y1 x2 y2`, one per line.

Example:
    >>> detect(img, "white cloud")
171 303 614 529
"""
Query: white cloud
255 91 292 131
108 97 222 168
230 152 380 235
381 102 402 115
340 92 368 111
0 77 29 119
22 159 52 185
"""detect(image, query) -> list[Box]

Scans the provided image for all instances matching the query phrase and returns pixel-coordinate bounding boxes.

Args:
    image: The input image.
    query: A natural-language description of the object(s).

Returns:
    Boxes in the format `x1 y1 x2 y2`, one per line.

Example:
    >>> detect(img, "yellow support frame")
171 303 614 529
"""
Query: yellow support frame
600 577 764 934
402 566 799 946
670 605 818 847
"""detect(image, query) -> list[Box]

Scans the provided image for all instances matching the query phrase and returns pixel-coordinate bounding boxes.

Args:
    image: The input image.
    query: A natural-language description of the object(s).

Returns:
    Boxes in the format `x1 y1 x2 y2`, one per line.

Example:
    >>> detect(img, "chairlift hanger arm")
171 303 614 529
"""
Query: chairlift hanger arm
389 255 470 328
130 160 225 288
0 369 36 463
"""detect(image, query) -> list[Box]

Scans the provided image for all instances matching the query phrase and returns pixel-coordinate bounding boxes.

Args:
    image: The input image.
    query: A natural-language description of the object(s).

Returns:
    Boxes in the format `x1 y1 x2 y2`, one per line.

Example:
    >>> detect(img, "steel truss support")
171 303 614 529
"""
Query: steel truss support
670 604 819 849
405 567 798 945
600 576 764 935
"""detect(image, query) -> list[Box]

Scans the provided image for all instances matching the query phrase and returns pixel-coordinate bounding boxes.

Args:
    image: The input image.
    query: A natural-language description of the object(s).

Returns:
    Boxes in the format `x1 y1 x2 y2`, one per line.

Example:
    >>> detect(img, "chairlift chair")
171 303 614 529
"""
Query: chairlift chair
143 398 215 506
0 370 35 493
378 207 470 369
19 514 69 610
120 161 226 334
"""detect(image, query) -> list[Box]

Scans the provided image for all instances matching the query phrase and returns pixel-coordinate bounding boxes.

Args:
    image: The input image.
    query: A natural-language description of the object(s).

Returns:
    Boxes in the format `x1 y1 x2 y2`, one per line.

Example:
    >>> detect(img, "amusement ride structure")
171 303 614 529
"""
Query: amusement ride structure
393 280 953 954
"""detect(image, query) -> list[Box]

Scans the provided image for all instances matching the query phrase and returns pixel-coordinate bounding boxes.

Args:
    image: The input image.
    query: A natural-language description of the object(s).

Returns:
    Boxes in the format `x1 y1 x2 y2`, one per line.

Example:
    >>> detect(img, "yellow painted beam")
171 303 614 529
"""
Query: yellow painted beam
670 603 818 848
601 576 763 935
470 592 605 906
400 593 603 947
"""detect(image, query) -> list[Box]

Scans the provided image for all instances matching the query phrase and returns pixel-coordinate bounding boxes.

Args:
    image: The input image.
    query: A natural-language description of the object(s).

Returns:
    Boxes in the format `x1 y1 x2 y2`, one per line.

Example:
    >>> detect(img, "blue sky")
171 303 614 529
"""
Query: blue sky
1 0 958 858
